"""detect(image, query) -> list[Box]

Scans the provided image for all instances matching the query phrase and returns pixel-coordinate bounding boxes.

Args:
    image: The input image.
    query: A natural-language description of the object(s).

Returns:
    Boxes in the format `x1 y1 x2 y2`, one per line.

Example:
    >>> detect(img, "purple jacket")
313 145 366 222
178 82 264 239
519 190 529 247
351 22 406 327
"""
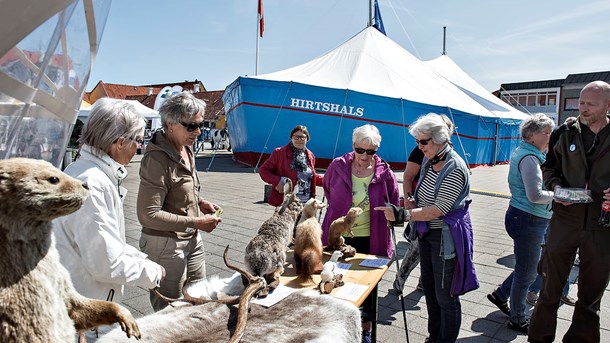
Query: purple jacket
322 152 400 257
415 203 479 296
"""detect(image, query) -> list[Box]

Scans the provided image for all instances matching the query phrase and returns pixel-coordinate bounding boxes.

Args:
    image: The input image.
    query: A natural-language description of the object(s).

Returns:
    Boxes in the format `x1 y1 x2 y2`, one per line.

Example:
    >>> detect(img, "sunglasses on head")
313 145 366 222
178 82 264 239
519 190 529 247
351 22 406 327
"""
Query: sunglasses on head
415 137 433 146
180 121 205 132
354 147 377 155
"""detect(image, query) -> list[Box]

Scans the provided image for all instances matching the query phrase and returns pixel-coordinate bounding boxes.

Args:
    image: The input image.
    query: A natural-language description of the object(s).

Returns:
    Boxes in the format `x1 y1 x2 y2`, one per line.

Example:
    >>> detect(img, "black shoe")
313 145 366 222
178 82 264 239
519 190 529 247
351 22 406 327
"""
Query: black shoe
560 294 576 306
487 291 510 316
507 320 529 334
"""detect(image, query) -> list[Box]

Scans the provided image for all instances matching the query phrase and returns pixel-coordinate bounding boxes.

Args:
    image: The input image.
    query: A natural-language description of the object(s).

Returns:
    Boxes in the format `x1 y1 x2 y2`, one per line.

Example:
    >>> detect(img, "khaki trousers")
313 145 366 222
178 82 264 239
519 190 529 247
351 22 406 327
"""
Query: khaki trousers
139 232 206 312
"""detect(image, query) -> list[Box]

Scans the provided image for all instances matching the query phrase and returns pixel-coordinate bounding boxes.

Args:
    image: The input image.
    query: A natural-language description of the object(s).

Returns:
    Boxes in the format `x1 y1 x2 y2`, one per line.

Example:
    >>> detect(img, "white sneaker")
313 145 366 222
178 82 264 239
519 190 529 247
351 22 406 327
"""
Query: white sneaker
526 291 539 306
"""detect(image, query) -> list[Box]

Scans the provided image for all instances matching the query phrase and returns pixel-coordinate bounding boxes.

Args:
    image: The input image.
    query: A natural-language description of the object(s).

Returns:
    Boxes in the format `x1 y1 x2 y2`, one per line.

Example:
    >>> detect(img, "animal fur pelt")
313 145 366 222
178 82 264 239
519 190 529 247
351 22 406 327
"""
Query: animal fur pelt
0 158 140 342
97 290 362 343
245 179 303 294
294 199 326 277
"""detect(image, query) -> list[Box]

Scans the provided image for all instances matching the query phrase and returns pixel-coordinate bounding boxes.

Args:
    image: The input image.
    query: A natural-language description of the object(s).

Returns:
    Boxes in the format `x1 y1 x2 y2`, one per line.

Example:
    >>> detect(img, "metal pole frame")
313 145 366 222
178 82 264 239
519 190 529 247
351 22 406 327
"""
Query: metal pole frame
389 223 410 343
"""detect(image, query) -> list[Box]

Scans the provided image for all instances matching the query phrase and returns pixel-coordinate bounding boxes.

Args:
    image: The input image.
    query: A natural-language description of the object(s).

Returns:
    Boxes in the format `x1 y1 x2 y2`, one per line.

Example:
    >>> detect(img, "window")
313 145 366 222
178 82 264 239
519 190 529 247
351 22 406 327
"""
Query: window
564 98 579 111
538 94 547 106
527 95 537 106
548 94 556 106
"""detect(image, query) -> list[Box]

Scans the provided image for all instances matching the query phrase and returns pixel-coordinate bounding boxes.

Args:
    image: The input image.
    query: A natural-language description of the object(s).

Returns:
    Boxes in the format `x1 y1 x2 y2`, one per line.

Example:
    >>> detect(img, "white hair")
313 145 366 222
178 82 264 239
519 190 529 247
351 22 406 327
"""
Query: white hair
79 98 146 156
352 124 381 148
409 113 453 144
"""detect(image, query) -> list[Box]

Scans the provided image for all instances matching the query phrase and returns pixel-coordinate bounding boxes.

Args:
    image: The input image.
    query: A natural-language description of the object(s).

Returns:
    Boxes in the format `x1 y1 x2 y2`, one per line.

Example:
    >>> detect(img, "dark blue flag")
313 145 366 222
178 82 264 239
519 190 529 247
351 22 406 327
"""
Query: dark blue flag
373 0 386 35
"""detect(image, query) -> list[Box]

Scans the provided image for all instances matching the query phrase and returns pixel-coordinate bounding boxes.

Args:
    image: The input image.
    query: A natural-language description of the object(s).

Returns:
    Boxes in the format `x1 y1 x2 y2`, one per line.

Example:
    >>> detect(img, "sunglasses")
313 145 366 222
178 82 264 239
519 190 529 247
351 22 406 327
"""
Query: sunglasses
180 121 205 132
354 147 377 155
415 137 433 146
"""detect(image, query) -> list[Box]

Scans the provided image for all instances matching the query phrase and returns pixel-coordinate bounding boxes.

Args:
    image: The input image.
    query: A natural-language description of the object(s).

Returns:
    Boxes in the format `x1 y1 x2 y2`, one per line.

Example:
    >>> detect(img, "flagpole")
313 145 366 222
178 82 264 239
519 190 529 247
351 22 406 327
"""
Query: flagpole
368 0 372 27
442 26 447 55
256 20 259 75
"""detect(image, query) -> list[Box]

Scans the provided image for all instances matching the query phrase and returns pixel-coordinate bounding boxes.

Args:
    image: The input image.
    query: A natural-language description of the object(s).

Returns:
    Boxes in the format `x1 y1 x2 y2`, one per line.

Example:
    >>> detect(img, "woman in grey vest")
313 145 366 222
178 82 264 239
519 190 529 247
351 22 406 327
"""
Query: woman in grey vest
486 113 555 333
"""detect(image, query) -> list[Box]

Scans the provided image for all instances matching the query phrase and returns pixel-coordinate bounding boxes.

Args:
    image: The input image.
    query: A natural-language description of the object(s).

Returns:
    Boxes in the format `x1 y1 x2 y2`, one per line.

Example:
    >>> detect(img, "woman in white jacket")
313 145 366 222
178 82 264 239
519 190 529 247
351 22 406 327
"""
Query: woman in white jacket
54 98 164 304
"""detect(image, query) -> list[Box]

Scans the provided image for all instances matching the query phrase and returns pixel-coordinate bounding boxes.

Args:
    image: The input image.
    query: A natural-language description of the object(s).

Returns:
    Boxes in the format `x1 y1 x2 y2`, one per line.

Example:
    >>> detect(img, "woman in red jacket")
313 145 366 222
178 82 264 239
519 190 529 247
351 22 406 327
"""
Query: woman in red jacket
259 125 323 206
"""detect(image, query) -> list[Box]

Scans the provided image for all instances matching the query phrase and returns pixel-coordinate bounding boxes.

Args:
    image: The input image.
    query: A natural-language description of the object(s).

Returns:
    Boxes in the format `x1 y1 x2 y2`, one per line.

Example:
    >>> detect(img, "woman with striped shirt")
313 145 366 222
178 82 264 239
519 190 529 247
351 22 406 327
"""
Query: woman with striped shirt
376 113 478 343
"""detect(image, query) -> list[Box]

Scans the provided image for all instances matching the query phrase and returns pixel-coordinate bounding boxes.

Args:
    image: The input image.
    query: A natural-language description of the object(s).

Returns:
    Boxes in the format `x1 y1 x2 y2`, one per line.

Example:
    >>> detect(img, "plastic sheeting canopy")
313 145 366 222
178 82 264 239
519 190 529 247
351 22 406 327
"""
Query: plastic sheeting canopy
0 0 111 167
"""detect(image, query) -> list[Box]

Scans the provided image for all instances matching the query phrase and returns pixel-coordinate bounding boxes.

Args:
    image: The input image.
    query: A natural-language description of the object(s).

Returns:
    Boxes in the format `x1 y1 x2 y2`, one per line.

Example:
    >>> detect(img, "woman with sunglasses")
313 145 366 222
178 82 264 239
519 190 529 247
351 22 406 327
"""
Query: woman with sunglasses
376 113 478 343
321 124 400 343
259 125 322 207
54 99 165 328
137 92 222 311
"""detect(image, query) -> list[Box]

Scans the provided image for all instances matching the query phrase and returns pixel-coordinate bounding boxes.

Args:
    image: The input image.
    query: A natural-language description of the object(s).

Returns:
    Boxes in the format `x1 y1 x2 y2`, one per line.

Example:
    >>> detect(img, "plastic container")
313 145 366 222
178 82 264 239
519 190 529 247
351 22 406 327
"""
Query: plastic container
553 187 593 203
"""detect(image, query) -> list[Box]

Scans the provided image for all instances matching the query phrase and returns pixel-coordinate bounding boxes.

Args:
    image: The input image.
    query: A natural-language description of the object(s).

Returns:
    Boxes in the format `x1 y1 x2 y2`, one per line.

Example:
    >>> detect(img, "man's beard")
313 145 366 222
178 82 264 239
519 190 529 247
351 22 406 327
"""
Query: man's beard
580 117 590 126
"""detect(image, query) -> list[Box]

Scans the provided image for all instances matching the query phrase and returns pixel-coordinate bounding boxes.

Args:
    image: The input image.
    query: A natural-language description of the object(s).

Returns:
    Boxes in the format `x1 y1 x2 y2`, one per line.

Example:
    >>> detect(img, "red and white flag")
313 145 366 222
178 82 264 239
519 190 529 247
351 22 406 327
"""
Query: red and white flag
258 0 264 37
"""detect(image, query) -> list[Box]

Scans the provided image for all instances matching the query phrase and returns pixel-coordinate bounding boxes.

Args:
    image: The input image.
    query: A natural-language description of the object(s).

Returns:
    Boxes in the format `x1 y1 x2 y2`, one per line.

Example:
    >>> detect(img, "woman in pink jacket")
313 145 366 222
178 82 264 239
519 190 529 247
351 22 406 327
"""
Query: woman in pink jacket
321 124 400 343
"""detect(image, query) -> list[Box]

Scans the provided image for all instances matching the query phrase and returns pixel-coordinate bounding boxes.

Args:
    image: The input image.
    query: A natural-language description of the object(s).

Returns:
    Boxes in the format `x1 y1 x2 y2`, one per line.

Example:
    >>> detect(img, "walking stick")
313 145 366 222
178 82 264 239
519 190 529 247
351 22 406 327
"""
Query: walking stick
389 220 410 343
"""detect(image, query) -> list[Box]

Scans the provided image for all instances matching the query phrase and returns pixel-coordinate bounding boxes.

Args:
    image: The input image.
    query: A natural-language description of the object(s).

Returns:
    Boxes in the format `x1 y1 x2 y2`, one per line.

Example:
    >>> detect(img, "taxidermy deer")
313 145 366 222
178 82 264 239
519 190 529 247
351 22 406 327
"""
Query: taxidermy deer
244 179 303 295
97 246 362 343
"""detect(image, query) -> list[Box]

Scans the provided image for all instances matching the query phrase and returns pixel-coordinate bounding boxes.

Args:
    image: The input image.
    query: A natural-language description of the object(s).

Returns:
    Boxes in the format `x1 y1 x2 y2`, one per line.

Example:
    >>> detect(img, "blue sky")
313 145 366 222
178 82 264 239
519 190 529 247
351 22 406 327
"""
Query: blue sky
88 0 610 92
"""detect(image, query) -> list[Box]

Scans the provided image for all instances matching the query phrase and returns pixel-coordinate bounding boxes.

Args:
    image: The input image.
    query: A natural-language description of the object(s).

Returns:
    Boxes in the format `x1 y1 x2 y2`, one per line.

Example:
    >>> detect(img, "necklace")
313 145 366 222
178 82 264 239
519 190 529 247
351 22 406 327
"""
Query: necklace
352 162 373 177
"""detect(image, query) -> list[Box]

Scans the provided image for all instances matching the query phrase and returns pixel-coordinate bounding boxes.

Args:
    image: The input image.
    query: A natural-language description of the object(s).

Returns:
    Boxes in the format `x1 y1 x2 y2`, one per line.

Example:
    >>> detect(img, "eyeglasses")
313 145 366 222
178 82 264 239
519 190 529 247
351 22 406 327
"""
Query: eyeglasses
415 137 433 146
130 137 144 145
117 137 144 145
292 134 307 141
354 147 377 155
180 121 205 132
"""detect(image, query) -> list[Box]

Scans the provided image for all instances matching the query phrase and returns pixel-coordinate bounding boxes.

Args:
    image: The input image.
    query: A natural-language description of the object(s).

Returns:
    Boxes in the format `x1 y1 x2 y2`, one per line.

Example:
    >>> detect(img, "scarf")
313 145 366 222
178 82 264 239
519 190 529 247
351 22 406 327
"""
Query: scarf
289 142 308 172
430 143 452 165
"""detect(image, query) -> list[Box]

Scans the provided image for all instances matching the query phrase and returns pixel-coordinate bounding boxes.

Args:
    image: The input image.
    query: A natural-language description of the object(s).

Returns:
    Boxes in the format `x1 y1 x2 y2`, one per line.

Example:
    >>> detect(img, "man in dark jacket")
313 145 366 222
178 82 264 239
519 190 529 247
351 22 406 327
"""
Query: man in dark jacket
529 81 610 343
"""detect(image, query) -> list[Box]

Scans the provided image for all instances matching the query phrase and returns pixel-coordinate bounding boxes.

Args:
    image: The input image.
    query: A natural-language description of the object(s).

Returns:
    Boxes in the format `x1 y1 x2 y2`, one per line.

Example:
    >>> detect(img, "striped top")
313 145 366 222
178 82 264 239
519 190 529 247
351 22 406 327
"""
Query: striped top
416 166 466 230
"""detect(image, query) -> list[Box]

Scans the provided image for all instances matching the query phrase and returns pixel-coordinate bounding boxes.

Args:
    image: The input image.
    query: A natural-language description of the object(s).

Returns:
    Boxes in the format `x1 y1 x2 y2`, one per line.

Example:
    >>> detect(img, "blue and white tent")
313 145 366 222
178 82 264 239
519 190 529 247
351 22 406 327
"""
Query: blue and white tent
223 27 527 170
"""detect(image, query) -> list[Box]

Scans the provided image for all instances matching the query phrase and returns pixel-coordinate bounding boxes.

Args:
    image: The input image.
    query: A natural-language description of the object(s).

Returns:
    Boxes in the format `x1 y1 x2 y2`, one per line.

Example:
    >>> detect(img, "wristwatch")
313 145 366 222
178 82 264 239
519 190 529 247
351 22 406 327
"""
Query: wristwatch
404 209 412 222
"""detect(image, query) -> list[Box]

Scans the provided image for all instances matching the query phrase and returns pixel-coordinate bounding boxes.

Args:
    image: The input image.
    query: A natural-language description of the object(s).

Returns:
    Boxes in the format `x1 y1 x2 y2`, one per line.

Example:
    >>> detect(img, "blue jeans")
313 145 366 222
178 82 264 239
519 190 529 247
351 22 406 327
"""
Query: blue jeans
420 228 461 343
495 206 548 324
529 273 568 295
529 231 569 295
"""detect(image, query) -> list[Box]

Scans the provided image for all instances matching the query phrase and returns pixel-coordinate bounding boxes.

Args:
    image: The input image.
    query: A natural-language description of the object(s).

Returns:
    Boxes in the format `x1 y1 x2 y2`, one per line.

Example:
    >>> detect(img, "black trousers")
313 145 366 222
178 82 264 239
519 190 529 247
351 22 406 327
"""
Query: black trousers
529 213 610 343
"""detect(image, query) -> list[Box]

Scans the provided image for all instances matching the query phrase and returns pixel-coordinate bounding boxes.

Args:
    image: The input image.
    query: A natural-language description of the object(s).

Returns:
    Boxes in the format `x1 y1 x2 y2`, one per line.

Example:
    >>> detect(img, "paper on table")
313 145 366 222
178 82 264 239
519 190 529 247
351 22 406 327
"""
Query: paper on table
336 262 351 274
332 282 369 302
359 258 390 268
251 284 296 308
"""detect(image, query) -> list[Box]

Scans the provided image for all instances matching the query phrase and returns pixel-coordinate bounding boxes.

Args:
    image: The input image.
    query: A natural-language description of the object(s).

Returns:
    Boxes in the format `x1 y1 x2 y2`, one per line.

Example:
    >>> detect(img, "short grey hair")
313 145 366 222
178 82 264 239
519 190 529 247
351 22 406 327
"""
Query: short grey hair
519 113 555 139
159 92 206 127
79 98 146 156
409 113 453 144
352 124 381 148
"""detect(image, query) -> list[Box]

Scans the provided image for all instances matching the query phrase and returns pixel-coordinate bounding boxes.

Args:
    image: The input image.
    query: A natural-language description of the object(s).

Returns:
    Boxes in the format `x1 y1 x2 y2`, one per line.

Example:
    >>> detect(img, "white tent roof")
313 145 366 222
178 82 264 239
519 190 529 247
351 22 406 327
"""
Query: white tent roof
253 27 522 120
425 55 528 120
78 99 159 120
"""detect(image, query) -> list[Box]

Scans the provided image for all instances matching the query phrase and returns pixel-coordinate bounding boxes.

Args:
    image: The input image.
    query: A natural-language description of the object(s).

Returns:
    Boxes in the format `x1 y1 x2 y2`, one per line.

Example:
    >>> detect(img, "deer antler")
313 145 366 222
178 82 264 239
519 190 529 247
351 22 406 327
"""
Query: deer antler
151 278 193 306
223 245 266 343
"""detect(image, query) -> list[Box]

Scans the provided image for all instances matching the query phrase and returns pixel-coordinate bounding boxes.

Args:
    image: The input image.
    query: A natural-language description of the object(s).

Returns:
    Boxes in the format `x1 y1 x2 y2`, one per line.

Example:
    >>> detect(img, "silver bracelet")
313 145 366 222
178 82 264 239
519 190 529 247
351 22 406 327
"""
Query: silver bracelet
404 209 412 222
